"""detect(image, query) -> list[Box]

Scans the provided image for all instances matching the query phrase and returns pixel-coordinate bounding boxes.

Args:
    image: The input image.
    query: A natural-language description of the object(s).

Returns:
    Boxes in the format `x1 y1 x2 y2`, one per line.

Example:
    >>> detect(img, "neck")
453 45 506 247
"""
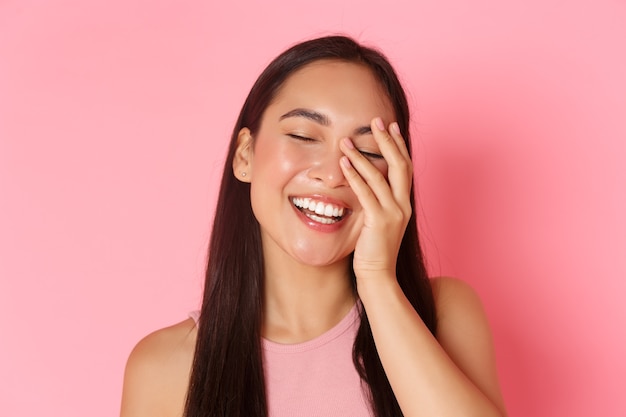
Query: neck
262 252 356 344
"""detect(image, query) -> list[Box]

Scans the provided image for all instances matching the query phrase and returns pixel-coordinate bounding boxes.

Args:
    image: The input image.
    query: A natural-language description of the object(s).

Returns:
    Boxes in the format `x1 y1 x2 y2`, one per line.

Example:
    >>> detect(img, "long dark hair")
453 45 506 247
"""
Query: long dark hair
184 35 437 417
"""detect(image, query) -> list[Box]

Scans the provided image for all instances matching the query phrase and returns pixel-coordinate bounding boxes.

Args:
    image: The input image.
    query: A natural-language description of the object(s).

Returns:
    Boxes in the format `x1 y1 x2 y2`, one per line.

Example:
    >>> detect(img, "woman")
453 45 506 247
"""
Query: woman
120 35 507 417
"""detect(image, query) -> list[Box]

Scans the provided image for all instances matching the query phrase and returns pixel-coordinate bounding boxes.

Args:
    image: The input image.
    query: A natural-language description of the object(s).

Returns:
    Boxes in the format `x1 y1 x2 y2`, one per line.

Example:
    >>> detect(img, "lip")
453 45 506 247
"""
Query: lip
289 194 351 233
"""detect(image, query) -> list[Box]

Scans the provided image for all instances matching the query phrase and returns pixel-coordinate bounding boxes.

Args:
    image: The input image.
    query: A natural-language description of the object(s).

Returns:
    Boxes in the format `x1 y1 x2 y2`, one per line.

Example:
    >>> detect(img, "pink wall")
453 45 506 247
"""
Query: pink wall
1 1 624 416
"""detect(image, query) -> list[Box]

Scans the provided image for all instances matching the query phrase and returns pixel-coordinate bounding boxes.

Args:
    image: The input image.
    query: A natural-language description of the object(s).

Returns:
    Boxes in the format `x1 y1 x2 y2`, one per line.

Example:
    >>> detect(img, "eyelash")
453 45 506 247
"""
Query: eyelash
360 151 384 160
287 133 315 142
288 134 383 160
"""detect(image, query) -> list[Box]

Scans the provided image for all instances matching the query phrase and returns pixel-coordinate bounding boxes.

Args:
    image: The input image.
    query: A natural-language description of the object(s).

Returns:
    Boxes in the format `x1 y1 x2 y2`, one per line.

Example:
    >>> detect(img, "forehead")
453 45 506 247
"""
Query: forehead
267 60 394 120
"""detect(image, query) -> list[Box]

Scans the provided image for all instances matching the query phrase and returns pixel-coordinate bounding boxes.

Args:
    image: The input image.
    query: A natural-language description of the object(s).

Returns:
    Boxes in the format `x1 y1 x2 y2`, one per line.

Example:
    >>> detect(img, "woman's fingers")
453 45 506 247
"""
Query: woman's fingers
339 117 412 217
338 142 383 213
339 118 414 277
388 121 411 161
370 118 413 209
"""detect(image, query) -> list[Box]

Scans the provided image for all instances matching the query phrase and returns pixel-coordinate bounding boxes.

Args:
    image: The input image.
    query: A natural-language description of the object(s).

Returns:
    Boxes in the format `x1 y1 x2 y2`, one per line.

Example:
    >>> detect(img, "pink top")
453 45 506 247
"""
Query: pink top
189 305 372 417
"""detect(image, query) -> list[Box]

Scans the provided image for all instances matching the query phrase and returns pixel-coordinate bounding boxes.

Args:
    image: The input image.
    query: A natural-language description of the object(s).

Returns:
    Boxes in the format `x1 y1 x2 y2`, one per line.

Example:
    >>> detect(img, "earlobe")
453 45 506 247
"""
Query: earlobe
233 127 253 183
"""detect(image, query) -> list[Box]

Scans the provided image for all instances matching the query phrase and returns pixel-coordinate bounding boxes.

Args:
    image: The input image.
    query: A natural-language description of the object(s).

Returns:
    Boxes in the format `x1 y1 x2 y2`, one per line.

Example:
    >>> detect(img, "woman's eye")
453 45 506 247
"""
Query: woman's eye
359 150 384 160
287 134 315 142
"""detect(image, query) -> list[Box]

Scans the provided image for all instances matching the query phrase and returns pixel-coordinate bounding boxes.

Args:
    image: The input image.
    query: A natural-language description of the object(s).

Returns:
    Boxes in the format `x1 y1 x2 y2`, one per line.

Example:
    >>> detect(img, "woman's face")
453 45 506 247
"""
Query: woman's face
236 60 397 268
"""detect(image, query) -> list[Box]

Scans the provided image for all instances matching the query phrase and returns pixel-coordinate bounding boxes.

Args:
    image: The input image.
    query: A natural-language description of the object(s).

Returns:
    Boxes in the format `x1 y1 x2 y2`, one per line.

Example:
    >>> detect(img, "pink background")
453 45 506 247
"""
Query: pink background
1 0 625 416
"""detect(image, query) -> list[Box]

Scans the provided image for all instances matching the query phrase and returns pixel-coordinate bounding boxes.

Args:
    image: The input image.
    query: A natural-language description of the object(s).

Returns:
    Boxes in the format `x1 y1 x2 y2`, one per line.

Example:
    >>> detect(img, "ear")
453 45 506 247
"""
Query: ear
232 127 253 183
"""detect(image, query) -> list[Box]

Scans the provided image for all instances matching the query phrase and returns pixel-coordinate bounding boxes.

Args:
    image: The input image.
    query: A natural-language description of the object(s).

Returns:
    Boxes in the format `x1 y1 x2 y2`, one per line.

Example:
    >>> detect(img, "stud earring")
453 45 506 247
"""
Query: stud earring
241 172 247 177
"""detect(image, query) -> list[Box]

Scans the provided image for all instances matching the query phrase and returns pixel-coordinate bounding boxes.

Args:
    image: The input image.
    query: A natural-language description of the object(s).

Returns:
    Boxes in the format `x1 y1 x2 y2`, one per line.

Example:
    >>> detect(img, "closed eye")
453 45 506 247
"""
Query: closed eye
287 133 315 142
359 150 384 160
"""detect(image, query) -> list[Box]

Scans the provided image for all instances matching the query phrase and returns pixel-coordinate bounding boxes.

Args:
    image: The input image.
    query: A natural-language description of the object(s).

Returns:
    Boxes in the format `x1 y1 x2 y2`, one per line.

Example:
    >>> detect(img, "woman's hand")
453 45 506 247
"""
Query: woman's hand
339 118 507 417
338 117 413 282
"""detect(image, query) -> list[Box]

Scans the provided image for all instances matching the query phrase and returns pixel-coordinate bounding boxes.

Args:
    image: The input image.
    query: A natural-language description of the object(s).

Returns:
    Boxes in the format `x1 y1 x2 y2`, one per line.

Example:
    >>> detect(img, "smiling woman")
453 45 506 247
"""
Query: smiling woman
120 35 507 417
236 60 394 265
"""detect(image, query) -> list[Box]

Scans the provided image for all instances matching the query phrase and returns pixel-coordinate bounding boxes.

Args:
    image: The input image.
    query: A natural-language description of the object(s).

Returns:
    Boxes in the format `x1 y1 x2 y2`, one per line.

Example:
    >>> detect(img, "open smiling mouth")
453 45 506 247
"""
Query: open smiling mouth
291 197 346 225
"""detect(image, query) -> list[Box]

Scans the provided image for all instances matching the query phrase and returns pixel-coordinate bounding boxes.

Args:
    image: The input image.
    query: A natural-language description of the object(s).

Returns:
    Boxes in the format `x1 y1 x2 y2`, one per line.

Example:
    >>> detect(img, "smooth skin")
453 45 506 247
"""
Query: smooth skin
121 61 507 417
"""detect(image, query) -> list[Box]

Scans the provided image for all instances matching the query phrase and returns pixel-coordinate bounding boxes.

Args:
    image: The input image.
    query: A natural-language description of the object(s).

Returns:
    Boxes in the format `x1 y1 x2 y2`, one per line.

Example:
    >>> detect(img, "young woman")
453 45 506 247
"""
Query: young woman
120 35 507 417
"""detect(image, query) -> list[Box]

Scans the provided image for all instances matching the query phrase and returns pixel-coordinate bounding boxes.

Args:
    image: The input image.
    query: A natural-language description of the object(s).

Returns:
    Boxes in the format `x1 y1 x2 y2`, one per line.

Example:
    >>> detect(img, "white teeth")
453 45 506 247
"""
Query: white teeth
307 213 335 224
291 197 345 220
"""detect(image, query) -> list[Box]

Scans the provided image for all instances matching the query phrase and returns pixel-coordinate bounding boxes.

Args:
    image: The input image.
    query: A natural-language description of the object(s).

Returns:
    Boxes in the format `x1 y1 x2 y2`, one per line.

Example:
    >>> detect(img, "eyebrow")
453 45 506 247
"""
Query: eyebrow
280 108 330 126
354 125 372 136
279 108 372 136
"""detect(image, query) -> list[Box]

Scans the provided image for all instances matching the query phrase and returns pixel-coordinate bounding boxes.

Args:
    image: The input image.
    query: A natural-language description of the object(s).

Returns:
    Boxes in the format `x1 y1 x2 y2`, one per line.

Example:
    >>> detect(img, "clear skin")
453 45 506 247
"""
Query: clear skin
120 60 508 417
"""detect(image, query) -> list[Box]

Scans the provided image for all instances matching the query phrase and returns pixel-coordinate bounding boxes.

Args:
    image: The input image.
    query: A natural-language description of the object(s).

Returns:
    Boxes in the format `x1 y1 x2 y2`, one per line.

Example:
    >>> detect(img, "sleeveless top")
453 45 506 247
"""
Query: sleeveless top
189 304 373 417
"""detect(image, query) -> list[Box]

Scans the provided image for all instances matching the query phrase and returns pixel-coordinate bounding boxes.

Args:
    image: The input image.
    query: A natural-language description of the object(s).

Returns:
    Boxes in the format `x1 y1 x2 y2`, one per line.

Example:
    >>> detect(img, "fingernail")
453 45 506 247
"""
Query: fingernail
343 137 355 149
375 117 385 131
340 156 352 168
391 122 401 135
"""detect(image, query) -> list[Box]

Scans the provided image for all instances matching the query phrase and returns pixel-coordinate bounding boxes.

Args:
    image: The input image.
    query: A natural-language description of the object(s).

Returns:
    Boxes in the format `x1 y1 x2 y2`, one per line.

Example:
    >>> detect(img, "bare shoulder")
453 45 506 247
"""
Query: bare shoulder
120 318 197 417
431 276 493 355
431 277 507 414
431 276 486 318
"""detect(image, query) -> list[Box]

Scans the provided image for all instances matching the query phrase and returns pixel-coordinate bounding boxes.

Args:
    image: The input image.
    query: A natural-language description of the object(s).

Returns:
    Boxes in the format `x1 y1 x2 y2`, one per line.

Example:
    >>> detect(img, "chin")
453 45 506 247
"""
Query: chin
291 247 352 268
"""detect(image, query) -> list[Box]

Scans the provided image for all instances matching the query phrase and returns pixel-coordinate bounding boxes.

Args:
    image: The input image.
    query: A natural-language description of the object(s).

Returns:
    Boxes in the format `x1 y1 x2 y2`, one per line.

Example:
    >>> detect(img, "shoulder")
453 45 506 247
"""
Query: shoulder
430 276 493 350
431 276 485 318
120 318 197 417
430 277 507 413
125 318 197 372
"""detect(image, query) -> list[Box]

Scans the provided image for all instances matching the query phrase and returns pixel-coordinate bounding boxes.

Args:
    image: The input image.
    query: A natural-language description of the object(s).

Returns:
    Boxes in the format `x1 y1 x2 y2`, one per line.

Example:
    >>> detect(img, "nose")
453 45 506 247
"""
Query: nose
307 145 348 188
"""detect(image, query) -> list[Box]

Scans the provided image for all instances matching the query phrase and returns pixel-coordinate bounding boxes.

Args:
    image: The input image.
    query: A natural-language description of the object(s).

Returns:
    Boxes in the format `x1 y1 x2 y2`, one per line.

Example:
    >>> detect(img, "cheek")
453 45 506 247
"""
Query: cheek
276 151 306 173
255 141 314 177
372 160 389 179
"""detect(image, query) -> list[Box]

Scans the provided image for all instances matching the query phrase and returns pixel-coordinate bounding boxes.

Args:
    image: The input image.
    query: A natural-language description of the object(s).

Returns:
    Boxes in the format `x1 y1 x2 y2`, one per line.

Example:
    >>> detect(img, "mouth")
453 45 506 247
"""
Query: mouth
290 197 347 225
